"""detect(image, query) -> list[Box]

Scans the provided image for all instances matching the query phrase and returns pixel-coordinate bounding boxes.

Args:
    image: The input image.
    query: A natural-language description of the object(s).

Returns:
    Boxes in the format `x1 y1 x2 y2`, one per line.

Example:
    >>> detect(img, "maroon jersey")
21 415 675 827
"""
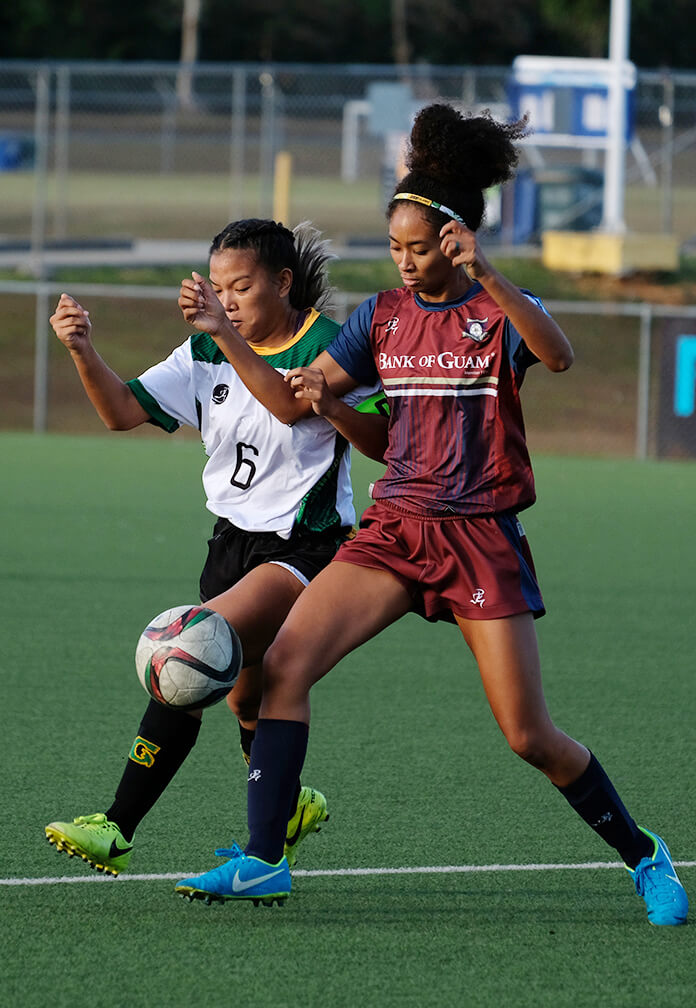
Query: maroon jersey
328 284 543 517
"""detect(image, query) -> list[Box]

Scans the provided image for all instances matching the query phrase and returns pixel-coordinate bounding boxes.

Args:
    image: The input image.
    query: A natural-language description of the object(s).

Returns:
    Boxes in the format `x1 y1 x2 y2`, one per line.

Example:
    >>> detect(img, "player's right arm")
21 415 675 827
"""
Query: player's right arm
50 294 150 430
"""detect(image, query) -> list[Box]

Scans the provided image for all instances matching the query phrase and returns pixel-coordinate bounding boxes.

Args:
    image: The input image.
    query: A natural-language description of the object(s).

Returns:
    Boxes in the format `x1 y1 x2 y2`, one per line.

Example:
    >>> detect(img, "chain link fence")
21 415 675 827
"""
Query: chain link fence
1 60 696 456
1 60 695 246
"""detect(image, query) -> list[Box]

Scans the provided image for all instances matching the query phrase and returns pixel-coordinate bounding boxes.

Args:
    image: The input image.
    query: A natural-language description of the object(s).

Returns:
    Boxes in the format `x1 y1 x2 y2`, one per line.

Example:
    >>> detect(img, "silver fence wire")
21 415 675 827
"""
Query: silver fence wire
1 61 696 457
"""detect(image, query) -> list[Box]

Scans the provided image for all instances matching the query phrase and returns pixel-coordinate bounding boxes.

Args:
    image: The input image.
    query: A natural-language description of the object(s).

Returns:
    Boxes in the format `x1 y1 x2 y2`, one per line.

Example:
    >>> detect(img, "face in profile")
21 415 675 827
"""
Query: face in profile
208 248 291 344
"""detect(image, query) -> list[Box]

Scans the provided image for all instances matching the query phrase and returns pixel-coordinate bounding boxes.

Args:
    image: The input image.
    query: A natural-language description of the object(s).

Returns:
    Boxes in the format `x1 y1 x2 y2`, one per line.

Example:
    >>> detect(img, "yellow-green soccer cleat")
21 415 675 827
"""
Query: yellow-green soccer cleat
284 786 329 868
45 813 133 877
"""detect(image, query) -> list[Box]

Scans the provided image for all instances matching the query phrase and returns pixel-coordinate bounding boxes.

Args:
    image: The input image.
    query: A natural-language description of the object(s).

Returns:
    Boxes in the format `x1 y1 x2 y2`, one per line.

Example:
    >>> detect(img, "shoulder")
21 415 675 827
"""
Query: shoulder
189 331 226 365
309 310 340 342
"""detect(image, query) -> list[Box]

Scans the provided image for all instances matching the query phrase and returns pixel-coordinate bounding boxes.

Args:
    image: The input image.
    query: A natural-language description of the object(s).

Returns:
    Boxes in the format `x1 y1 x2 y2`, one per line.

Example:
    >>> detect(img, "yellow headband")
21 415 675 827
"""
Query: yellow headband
393 192 465 225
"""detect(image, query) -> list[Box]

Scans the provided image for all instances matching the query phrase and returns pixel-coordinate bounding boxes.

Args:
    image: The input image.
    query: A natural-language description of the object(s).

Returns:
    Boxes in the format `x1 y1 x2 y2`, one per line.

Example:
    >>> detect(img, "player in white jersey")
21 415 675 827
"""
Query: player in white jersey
45 219 387 876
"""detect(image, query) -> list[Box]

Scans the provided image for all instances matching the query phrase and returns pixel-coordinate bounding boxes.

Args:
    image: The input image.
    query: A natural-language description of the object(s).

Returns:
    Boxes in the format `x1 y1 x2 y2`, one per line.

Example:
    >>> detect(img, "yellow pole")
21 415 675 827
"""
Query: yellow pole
273 151 292 224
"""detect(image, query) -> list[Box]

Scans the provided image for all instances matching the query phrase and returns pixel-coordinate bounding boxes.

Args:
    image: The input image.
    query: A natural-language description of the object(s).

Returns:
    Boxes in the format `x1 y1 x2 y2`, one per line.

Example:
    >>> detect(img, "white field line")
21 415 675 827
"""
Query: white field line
3 861 696 887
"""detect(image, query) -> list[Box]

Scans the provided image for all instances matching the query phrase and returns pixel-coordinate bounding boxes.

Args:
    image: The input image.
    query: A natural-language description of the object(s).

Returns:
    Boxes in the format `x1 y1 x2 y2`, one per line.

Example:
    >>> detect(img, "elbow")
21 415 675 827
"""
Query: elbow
548 346 574 373
550 353 574 373
275 402 314 425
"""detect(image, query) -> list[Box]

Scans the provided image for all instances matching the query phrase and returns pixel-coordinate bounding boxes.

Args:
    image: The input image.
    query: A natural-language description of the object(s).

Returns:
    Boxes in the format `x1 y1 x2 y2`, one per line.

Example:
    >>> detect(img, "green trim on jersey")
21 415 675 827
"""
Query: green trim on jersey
126 378 180 432
295 433 349 533
190 332 226 365
259 314 340 369
354 390 389 417
189 314 340 370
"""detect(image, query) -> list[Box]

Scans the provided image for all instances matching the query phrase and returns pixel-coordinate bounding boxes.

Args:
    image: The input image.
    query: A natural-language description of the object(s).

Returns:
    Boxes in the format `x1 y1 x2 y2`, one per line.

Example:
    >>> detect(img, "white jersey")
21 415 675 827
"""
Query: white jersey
127 310 378 538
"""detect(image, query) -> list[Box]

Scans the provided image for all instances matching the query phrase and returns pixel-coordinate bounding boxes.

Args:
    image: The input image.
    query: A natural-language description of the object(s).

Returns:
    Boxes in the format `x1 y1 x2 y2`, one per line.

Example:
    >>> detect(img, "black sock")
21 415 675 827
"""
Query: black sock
106 700 201 841
246 718 308 863
556 752 652 867
239 724 255 767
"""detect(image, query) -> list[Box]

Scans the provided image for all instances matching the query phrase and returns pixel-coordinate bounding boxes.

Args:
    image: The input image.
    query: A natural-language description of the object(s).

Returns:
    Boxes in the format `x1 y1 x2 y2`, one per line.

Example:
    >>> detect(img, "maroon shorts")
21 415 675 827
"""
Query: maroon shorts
333 500 545 623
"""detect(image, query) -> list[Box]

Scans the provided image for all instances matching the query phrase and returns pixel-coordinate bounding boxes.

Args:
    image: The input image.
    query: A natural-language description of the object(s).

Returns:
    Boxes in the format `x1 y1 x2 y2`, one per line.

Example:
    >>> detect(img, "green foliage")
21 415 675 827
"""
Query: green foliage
2 0 694 67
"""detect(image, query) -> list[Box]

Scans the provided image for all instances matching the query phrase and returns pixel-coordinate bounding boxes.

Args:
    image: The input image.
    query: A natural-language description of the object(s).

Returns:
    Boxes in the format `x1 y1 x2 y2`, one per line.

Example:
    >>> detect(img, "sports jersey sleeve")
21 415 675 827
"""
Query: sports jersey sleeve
506 291 546 375
126 338 199 433
326 295 379 386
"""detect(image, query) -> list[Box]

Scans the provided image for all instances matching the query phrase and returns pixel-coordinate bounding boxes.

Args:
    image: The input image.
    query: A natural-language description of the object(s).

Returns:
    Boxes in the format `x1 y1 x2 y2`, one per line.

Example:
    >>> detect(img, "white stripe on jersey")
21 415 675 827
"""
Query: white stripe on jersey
384 387 499 398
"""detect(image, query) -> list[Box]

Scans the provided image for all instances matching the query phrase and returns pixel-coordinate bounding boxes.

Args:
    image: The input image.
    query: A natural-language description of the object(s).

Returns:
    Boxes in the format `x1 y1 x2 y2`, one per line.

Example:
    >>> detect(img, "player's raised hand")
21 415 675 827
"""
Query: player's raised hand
49 294 92 353
179 271 229 336
285 366 339 417
439 222 492 281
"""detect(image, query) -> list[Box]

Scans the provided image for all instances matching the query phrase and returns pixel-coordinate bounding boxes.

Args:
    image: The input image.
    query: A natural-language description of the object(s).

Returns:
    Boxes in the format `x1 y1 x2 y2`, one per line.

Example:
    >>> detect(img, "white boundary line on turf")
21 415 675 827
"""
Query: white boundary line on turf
3 861 696 887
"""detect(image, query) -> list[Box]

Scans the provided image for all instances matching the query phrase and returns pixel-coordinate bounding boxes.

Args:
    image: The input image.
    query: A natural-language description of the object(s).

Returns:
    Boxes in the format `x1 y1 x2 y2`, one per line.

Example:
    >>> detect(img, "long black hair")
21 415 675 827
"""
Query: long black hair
388 103 528 232
209 218 335 311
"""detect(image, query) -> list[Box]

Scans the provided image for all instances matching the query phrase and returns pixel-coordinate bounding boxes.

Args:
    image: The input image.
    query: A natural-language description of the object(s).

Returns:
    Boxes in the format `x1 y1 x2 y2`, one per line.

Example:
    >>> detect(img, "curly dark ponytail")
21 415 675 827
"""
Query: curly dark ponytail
388 103 529 232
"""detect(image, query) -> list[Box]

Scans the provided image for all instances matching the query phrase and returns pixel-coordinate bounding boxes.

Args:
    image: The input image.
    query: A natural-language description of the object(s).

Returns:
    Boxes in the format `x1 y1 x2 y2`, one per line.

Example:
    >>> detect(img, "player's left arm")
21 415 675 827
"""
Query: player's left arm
439 222 574 373
286 364 389 463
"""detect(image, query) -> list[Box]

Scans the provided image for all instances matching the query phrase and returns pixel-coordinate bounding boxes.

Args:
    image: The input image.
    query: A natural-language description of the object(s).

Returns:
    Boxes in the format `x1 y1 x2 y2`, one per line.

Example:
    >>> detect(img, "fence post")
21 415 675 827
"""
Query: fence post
636 303 652 459
30 66 51 275
33 284 50 433
53 64 71 240
659 71 675 234
229 66 246 221
259 70 277 217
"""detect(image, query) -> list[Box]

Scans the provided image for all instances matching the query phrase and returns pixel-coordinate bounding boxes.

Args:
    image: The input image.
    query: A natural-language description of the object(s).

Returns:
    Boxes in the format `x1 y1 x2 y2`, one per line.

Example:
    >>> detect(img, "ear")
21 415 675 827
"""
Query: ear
276 267 293 298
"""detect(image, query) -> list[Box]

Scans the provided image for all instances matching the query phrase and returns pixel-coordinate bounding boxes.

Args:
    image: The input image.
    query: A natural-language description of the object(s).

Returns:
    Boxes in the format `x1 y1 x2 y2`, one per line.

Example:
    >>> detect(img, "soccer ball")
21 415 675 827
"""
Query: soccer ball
135 605 242 711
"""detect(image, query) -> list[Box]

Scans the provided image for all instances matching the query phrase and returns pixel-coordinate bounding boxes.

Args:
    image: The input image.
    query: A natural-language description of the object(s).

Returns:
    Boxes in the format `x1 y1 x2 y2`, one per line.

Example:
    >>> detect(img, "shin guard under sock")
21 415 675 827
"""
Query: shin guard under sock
246 718 308 864
556 752 653 867
106 700 201 840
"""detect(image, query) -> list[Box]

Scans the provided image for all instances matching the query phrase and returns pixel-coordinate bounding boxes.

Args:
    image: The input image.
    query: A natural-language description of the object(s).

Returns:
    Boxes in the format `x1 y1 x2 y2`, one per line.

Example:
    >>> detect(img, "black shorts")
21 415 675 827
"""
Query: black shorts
199 518 351 603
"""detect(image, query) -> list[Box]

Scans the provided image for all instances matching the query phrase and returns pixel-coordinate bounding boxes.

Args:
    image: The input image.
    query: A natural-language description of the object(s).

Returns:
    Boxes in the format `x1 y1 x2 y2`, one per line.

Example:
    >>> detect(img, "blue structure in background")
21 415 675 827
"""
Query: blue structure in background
674 336 696 418
502 56 637 245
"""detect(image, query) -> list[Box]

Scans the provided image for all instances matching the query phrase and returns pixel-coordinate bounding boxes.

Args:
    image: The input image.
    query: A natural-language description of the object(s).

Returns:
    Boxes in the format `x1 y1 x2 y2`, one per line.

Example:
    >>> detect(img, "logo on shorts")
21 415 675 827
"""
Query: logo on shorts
470 588 486 607
248 768 262 782
212 383 229 404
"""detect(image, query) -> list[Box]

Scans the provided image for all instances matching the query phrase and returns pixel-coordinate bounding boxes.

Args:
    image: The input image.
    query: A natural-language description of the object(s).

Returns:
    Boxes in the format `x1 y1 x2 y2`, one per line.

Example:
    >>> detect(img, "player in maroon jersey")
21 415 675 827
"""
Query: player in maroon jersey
174 104 688 925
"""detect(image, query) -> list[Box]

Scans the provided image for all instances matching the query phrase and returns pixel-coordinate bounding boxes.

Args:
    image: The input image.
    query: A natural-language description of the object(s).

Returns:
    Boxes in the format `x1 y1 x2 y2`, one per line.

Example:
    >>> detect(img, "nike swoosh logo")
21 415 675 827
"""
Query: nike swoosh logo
232 868 285 893
109 839 134 858
285 808 306 847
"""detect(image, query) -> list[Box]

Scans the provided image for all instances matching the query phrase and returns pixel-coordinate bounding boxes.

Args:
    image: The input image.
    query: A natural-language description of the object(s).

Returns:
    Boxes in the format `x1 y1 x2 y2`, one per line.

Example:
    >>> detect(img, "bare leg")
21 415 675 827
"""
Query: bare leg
260 560 414 722
455 611 590 787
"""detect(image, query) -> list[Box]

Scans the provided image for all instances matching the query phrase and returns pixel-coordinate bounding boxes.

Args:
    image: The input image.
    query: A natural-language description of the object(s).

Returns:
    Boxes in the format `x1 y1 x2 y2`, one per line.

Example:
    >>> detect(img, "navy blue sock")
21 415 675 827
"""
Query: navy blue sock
556 752 652 867
246 718 308 864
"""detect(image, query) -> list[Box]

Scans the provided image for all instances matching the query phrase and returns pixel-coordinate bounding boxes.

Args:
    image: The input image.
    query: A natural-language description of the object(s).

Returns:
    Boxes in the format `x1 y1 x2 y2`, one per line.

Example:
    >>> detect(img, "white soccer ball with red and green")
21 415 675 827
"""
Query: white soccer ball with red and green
135 605 242 710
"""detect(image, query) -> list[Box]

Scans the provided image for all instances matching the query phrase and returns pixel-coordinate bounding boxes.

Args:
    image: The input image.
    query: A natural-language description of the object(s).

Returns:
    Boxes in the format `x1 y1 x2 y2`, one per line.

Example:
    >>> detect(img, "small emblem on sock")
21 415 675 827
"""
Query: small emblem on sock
128 736 161 768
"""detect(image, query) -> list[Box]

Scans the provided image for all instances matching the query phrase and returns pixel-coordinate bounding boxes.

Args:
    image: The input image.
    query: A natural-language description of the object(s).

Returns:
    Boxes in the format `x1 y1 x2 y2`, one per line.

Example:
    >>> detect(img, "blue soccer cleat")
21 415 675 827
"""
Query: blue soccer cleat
175 842 291 907
626 826 689 926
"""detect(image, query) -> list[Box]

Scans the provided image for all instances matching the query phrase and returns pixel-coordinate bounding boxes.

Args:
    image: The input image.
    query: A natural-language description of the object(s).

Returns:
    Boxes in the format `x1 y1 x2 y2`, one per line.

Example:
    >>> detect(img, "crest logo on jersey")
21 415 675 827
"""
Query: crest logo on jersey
385 316 400 334
212 383 229 404
462 317 490 344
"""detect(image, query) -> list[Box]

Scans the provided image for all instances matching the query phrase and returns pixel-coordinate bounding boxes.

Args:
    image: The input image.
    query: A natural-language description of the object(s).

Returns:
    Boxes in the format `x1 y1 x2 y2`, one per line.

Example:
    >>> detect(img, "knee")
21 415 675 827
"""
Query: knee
226 676 262 723
503 725 554 771
226 690 259 723
263 635 298 688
